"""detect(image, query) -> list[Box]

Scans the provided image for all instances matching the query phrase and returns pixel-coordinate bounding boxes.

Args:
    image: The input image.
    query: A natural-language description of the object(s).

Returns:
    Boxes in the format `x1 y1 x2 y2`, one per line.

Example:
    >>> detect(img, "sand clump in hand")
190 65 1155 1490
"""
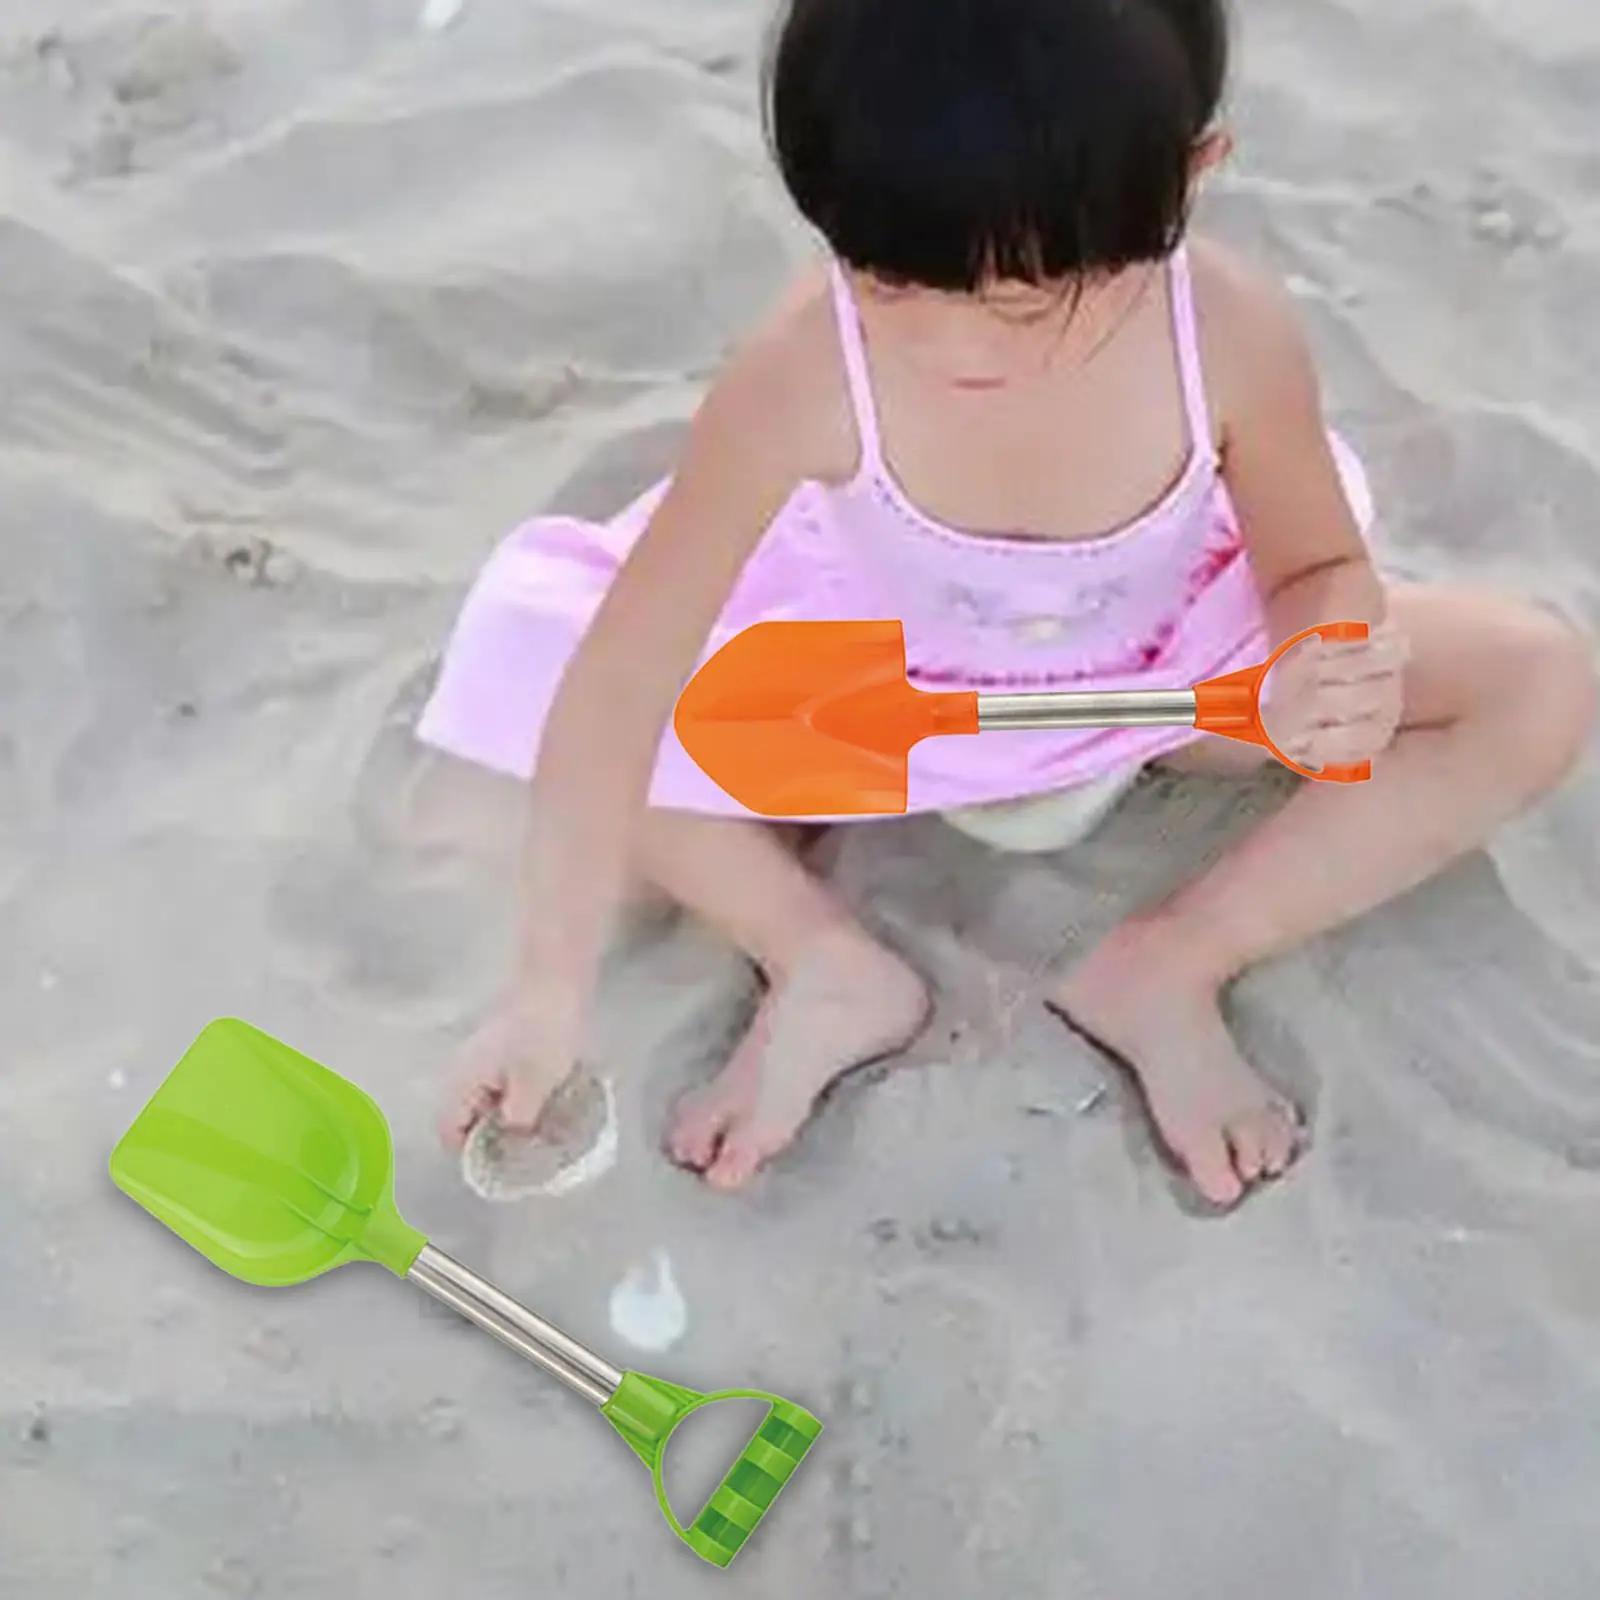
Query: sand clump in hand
459 1065 618 1201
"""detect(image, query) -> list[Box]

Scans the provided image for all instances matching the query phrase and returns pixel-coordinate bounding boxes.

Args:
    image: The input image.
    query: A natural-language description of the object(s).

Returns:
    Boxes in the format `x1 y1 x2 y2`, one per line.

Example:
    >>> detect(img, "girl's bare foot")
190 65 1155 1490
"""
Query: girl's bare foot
666 930 931 1190
1048 926 1304 1208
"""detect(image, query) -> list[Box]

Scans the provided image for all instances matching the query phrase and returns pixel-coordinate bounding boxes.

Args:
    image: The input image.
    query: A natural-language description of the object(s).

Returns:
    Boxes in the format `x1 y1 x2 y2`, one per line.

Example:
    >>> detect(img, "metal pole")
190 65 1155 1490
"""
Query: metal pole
976 688 1197 732
407 1244 622 1405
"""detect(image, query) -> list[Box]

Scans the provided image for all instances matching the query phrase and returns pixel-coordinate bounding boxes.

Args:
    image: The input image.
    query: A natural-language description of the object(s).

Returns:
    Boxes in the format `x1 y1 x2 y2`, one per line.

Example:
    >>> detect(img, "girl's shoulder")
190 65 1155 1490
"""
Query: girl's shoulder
703 258 861 489
1187 235 1325 433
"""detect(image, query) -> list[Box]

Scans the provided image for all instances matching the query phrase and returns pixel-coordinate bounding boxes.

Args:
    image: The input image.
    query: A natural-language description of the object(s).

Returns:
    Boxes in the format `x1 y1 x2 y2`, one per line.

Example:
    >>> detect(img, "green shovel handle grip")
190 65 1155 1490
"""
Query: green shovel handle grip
603 1372 823 1567
658 1390 822 1567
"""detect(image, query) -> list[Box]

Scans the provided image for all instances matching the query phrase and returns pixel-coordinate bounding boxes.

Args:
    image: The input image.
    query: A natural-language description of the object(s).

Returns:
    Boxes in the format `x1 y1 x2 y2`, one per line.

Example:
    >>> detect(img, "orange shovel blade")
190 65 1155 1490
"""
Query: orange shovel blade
674 620 979 816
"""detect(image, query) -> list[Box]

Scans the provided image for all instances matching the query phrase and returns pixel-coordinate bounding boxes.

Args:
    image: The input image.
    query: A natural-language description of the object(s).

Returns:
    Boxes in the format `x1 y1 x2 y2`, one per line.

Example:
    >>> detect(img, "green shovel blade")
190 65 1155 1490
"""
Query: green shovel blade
108 1017 426 1285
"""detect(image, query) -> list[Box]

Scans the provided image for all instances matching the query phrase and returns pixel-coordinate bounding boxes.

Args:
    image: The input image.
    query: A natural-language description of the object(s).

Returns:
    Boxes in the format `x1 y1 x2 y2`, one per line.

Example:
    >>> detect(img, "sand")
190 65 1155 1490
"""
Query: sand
3 1 1599 1595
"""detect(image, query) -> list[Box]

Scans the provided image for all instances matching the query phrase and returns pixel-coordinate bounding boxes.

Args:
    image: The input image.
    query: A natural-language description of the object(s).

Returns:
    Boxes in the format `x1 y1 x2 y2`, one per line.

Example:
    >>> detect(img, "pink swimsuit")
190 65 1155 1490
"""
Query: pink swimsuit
417 244 1374 818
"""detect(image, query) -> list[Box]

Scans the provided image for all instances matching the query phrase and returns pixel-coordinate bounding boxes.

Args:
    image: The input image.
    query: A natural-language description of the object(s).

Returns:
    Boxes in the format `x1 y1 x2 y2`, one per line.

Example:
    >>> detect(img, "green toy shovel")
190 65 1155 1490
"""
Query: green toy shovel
108 1018 821 1568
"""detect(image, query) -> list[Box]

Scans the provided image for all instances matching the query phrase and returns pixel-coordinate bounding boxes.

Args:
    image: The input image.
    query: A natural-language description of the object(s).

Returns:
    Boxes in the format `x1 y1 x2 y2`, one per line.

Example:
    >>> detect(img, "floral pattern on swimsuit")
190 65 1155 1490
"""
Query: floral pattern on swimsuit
819 246 1244 692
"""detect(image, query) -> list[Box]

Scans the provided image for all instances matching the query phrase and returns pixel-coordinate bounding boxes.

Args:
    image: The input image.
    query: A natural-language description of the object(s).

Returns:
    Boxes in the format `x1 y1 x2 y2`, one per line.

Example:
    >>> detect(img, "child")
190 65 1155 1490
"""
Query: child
420 0 1595 1209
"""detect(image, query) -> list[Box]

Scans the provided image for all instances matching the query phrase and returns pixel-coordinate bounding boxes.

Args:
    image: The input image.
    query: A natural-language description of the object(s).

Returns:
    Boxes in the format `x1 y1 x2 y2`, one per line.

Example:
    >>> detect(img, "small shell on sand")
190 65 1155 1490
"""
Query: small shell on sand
460 1067 618 1202
608 1250 688 1353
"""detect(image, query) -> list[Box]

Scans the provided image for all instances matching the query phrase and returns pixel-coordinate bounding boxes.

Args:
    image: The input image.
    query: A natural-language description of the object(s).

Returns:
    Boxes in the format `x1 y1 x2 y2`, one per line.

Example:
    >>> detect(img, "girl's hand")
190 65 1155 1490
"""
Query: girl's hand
439 994 579 1149
1261 622 1409 770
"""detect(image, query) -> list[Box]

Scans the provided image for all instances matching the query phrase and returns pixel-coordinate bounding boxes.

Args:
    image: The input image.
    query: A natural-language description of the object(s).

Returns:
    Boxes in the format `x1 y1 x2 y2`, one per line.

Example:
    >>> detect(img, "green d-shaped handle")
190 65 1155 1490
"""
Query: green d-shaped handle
602 1372 823 1567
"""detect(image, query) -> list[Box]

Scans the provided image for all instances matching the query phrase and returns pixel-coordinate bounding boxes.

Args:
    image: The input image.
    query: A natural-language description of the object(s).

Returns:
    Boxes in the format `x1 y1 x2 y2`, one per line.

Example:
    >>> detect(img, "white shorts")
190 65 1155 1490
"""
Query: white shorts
939 767 1137 853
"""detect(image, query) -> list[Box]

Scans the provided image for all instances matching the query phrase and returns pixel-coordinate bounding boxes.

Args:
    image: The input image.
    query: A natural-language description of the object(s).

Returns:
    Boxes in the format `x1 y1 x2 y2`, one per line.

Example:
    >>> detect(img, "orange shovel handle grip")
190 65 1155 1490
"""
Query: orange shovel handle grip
1192 621 1373 783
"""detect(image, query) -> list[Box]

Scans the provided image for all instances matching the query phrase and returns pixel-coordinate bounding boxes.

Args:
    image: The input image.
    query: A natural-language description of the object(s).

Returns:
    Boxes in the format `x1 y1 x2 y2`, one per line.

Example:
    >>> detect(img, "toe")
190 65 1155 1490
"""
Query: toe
1178 1127 1246 1207
1226 1121 1268 1186
703 1129 766 1191
1260 1102 1303 1176
665 1128 712 1172
665 1093 733 1171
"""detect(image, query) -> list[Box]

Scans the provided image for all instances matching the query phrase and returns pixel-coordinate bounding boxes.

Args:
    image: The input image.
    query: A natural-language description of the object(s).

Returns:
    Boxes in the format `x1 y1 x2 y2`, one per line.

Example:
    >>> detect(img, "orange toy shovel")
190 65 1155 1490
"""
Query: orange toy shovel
674 620 1372 816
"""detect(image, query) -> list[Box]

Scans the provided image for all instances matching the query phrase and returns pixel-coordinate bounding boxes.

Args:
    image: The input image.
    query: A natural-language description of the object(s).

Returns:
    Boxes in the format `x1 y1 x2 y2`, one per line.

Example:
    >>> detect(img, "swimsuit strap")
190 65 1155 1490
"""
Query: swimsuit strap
827 249 1213 485
1166 243 1217 460
826 259 886 473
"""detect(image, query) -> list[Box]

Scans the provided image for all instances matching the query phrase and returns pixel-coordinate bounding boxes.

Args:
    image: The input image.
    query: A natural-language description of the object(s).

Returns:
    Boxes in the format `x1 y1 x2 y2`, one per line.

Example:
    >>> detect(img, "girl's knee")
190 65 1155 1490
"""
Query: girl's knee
1480 603 1597 783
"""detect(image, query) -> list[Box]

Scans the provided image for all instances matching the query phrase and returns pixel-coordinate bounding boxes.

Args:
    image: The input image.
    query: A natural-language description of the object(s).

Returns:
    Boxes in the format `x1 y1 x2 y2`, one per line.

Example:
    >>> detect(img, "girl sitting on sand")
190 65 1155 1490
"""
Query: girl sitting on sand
420 0 1595 1208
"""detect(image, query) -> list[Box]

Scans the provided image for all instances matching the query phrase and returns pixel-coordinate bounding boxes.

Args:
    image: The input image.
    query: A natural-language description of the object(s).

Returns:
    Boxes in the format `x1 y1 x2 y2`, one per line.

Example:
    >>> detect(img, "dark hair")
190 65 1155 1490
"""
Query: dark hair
765 0 1228 293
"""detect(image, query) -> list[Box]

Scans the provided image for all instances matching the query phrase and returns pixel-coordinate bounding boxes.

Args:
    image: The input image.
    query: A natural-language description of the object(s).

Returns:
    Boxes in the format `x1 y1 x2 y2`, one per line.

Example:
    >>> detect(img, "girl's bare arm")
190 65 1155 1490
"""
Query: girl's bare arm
508 281 845 1046
1198 243 1388 640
